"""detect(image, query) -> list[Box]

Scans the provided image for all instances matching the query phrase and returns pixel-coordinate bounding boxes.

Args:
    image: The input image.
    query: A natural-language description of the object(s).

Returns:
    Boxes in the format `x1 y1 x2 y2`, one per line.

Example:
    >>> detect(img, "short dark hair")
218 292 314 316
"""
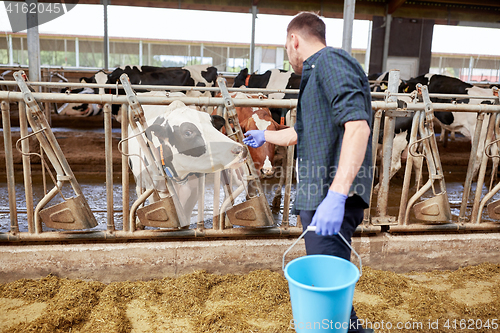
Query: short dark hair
287 12 326 45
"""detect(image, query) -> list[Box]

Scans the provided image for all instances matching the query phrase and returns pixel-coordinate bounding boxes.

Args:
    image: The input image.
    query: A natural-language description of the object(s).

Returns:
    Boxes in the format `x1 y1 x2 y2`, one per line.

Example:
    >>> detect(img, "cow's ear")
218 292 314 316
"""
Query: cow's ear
202 67 218 84
145 119 172 141
210 115 226 131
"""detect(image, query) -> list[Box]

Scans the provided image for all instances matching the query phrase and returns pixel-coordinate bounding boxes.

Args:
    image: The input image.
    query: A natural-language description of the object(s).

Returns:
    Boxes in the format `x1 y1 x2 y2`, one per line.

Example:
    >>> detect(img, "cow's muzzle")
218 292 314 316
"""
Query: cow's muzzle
233 146 248 162
260 166 275 177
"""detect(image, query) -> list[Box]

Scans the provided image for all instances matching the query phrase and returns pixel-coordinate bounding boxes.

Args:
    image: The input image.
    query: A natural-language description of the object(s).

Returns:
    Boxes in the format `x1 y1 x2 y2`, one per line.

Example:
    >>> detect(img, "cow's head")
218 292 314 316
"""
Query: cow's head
56 87 101 116
240 108 288 177
233 68 249 88
140 101 247 182
56 70 108 117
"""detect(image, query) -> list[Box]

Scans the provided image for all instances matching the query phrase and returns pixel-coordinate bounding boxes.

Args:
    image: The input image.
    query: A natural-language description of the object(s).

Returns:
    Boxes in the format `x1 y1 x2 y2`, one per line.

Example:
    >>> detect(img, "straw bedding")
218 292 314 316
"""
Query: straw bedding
1 263 499 333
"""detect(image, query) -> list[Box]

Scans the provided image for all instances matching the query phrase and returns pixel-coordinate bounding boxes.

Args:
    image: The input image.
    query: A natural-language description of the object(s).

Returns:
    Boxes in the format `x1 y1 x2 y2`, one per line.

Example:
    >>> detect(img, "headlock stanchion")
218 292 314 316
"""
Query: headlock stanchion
13 71 97 232
401 84 451 224
217 77 275 228
118 74 186 229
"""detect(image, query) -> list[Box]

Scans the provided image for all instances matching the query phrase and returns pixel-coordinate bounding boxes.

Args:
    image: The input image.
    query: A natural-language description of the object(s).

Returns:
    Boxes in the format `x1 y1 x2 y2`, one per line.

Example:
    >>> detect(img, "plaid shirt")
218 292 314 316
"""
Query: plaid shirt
294 47 373 210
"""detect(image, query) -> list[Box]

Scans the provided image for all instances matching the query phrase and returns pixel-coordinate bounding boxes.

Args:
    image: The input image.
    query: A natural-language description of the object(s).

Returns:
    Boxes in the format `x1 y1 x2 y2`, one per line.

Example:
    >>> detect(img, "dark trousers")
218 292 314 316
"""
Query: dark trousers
299 202 365 333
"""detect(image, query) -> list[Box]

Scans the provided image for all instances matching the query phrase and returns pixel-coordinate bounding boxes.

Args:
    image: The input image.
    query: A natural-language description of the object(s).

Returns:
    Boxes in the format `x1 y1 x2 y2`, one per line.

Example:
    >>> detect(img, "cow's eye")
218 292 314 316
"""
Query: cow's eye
184 130 193 137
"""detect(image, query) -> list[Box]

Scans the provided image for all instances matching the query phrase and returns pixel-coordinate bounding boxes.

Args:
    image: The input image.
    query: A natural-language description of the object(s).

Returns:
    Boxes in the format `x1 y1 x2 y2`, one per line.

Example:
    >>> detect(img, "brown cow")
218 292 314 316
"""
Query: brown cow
214 92 288 177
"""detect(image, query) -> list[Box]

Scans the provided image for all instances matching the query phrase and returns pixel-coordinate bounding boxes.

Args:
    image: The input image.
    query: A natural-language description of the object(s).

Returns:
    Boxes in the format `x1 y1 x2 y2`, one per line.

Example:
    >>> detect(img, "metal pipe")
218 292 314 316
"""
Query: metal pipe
34 182 62 233
471 113 495 224
372 91 499 101
18 101 34 233
376 70 399 217
103 0 109 71
364 109 382 224
282 107 297 228
389 222 500 234
121 104 130 232
342 0 356 55
197 174 205 231
103 103 114 231
0 80 301 95
219 184 246 228
2 90 498 113
1 80 497 102
1 101 18 233
213 171 221 230
459 113 486 223
382 13 392 73
0 91 299 108
397 110 421 225
250 5 257 73
129 188 154 232
8 35 13 65
364 21 372 74
26 0 41 85
0 225 382 242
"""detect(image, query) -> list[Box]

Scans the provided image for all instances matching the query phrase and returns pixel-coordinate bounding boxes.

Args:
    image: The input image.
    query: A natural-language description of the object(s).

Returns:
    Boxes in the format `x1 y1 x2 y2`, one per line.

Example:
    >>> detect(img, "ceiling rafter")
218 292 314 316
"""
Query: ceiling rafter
388 0 407 14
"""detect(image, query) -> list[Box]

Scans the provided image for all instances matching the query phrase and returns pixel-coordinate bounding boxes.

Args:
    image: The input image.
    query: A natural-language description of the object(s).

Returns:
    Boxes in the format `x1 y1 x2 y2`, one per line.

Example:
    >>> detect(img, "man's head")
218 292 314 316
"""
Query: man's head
285 12 327 74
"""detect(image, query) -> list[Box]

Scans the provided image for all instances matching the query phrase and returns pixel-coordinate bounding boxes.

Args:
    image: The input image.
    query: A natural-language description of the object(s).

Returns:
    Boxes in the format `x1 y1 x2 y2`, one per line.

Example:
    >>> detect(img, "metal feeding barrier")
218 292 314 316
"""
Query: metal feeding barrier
13 71 97 232
216 77 275 228
2 69 500 242
399 84 451 225
118 73 186 230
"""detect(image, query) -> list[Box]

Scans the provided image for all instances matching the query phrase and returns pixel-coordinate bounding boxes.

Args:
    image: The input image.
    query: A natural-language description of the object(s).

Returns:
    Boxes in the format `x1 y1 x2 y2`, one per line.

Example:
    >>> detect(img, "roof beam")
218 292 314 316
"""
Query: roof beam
427 0 500 7
388 0 406 14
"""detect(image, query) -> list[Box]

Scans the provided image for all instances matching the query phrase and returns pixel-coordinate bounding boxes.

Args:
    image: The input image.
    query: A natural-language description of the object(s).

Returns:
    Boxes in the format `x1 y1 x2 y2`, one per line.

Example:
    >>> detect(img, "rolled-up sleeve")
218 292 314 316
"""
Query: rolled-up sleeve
319 53 371 127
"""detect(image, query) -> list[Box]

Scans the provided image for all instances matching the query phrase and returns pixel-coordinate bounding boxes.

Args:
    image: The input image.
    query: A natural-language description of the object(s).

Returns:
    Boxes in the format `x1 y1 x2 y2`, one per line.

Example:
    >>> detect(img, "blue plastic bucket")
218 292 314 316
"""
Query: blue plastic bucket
282 227 361 333
284 254 360 333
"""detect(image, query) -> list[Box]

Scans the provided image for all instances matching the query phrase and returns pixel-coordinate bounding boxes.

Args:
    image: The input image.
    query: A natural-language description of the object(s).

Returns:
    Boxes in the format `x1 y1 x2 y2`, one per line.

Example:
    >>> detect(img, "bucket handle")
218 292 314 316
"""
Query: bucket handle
282 226 362 276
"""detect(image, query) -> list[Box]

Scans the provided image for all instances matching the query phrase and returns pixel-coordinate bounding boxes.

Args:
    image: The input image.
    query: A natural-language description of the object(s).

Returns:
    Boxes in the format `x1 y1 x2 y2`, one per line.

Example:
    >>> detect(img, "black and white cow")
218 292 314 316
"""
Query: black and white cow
56 70 108 116
233 68 301 125
419 74 498 177
57 65 218 117
128 96 247 225
379 73 498 179
107 64 218 88
371 73 455 186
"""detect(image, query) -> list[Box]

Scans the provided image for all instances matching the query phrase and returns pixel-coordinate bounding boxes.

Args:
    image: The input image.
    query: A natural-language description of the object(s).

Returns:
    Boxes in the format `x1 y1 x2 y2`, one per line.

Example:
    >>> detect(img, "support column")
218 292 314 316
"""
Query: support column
364 21 372 73
276 47 284 69
468 56 474 82
139 40 143 66
102 0 109 70
250 5 257 73
26 0 41 83
8 35 13 65
342 0 356 55
382 14 392 73
75 37 80 67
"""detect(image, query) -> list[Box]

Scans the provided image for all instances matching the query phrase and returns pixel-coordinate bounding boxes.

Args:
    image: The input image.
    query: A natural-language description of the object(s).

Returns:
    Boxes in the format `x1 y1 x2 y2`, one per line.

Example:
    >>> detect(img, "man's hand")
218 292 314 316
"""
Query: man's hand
243 130 266 148
310 190 347 236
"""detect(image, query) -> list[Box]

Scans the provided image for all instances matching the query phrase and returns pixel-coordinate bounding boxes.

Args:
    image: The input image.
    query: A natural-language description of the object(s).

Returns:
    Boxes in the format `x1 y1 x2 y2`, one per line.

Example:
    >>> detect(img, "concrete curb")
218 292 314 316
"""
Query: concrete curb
1 232 499 283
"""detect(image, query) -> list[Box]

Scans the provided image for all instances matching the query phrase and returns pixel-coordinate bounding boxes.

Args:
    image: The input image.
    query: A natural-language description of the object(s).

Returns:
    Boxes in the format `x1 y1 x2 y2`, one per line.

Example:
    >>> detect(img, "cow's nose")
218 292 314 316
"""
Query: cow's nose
233 146 248 159
260 167 274 177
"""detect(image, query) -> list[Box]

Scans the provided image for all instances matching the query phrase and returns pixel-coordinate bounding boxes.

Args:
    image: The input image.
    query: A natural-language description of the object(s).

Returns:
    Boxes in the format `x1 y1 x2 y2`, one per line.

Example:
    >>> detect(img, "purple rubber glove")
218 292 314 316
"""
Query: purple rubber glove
310 190 348 236
243 130 266 148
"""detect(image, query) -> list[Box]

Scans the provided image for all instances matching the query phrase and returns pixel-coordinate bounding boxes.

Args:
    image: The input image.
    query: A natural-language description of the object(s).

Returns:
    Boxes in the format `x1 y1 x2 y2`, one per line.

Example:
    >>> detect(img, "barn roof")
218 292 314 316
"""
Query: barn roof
66 0 500 25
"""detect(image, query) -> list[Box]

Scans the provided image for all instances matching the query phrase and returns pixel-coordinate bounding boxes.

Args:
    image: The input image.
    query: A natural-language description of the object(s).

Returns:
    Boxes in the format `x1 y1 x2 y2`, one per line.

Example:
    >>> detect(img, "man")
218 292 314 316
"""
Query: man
243 12 373 333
